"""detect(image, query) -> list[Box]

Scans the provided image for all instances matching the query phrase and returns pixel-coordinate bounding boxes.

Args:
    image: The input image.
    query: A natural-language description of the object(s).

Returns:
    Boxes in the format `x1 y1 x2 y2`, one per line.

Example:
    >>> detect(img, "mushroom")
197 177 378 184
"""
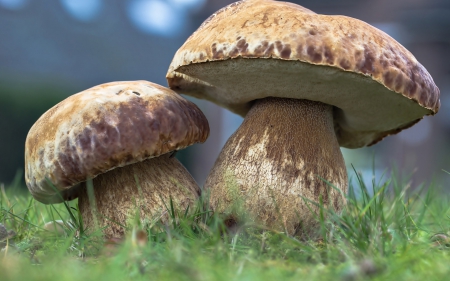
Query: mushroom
166 0 440 235
0 223 15 249
43 220 73 237
25 81 209 238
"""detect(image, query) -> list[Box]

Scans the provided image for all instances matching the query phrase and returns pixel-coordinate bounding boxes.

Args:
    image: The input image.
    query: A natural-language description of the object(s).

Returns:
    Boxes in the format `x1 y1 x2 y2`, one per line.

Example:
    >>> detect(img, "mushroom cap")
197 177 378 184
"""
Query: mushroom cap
166 0 440 148
25 81 209 204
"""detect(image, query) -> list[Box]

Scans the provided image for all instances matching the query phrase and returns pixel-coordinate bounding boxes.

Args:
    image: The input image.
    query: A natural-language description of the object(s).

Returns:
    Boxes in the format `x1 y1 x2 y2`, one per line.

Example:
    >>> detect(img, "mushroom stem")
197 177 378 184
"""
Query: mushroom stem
205 97 348 236
78 154 200 238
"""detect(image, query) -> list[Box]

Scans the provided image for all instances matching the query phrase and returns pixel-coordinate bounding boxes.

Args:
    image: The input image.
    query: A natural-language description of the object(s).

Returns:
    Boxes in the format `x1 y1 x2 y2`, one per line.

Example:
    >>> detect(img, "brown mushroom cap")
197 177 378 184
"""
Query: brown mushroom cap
25 81 209 204
167 0 440 148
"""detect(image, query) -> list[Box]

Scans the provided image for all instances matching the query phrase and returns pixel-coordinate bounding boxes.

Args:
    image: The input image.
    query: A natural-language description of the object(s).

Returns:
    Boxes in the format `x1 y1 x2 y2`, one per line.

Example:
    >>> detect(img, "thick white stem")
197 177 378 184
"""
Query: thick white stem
205 98 348 236
78 154 200 238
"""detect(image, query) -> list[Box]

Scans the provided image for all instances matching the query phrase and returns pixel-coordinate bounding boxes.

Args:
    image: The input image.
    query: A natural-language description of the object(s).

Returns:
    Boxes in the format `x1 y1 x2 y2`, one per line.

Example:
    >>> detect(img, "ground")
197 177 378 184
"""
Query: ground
0 172 449 281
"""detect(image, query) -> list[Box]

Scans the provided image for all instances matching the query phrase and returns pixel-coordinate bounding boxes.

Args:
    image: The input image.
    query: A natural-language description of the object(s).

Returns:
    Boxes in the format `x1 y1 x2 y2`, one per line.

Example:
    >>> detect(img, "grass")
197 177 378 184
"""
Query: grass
0 170 449 281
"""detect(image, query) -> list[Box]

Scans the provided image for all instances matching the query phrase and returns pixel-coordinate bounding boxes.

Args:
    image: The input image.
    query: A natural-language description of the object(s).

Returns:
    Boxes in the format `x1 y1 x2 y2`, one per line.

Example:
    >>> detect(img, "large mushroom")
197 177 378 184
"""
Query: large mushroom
25 81 209 238
166 0 440 235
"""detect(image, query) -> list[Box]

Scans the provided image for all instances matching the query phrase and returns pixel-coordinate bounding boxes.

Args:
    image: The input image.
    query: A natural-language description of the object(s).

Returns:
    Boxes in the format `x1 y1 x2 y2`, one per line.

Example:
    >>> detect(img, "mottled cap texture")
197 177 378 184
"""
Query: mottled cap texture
167 0 440 148
25 81 209 204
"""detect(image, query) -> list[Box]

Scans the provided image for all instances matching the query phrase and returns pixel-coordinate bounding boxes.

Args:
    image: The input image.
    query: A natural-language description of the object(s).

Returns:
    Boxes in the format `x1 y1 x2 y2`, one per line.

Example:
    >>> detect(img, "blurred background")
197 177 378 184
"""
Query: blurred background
0 0 449 191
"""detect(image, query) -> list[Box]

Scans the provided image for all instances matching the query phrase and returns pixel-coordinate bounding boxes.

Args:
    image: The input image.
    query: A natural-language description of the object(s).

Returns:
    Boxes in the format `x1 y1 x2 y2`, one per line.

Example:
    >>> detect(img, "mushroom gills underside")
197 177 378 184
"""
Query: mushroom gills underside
172 58 432 148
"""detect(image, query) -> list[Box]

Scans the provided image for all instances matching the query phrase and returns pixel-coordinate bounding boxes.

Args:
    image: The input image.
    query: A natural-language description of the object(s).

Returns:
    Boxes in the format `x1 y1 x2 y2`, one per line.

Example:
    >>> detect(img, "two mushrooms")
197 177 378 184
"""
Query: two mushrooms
25 0 440 238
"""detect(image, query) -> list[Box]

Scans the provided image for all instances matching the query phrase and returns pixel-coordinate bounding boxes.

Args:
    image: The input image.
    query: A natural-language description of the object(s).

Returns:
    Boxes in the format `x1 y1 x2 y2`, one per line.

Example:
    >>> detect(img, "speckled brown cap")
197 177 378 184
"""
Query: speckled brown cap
167 0 440 148
25 81 209 204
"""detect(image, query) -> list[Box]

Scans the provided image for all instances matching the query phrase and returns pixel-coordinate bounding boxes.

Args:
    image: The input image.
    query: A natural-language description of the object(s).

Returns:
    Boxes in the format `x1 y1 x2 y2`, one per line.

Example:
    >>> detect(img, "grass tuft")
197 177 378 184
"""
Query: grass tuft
0 168 449 280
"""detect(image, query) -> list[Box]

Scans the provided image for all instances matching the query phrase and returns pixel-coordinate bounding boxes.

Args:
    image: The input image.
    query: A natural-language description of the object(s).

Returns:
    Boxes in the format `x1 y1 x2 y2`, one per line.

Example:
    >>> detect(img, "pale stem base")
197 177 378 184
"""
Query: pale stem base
78 154 200 238
205 97 348 237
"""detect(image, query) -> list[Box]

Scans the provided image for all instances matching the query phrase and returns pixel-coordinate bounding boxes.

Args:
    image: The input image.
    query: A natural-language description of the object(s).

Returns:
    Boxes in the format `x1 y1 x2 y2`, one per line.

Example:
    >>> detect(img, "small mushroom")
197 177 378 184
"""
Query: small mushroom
25 81 209 238
166 0 440 235
0 223 15 249
43 220 72 237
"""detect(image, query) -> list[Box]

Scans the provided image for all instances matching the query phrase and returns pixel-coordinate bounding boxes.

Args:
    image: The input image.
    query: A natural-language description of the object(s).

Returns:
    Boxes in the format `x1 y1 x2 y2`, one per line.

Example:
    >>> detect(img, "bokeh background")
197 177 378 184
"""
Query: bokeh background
0 0 449 191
